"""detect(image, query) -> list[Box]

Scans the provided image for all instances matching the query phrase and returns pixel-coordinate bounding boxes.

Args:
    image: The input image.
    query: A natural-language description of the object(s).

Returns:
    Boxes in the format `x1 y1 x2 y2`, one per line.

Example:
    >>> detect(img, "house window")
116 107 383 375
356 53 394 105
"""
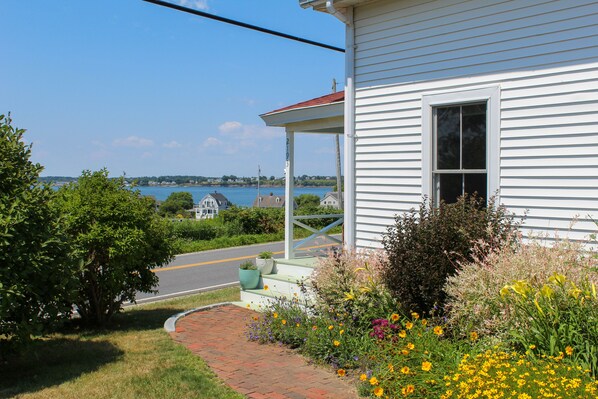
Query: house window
422 86 500 206
433 103 487 205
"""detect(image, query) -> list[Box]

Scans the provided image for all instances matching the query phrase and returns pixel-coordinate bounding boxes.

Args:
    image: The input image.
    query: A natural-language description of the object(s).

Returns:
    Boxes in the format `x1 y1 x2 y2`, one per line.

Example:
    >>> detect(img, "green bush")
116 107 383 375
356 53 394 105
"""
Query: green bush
501 272 598 377
0 114 76 355
170 219 226 241
382 195 519 315
310 250 398 329
444 239 596 339
220 207 284 235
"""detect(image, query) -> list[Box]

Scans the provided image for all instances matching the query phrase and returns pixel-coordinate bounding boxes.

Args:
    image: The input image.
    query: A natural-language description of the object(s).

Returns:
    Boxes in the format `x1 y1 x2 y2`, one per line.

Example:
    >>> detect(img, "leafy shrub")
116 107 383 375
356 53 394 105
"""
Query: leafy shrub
310 250 398 329
0 114 76 355
220 207 284 235
382 195 519 315
444 239 597 338
170 218 226 241
501 272 598 377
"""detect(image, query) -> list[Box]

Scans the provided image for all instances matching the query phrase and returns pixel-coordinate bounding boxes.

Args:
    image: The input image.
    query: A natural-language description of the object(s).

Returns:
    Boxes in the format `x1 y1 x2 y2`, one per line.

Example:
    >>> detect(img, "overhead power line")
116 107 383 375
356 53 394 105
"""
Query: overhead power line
142 0 345 53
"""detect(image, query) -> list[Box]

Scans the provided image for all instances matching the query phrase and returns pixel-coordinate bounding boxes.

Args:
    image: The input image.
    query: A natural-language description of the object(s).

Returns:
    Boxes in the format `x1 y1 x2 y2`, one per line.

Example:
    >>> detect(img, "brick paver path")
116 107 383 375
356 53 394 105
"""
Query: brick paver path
171 304 359 399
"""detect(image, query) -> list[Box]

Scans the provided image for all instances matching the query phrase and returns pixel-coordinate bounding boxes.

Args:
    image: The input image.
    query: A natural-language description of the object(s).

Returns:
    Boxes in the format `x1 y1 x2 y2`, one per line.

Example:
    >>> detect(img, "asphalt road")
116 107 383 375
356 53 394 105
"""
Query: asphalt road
135 237 338 304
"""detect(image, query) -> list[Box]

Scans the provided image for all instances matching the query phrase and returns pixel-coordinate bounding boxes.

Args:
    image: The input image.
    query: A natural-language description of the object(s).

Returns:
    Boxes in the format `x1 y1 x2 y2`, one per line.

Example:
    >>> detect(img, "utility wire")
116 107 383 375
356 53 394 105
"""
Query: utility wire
142 0 345 53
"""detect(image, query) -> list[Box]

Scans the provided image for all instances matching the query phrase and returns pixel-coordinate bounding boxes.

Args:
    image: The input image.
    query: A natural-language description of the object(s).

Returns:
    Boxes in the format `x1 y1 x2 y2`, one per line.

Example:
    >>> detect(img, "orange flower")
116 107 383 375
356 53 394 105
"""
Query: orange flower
328 325 334 330
399 330 407 338
406 321 413 330
421 319 428 326
263 284 269 291
391 313 400 322
401 384 415 395
470 331 478 341
374 387 384 397
388 363 394 372
337 368 346 377
433 326 443 336
273 312 278 319
565 346 574 356
401 349 410 356
407 342 415 350
422 361 432 371
359 373 367 381
282 319 287 325
369 376 379 386
411 312 420 320
400 366 410 374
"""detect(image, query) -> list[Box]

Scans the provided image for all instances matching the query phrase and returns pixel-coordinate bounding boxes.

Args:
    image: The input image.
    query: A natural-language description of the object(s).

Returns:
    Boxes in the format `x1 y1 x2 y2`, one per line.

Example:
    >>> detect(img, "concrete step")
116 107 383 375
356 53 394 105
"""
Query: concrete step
261 273 311 298
273 257 319 279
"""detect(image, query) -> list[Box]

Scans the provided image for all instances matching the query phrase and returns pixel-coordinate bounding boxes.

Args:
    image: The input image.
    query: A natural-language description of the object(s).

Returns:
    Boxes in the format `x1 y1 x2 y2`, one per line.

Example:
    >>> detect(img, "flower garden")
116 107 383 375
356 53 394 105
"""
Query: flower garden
247 197 598 398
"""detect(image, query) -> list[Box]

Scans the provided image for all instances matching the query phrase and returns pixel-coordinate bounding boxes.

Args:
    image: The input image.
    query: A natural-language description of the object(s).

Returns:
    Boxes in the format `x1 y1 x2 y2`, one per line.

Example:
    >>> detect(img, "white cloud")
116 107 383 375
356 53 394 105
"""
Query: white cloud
141 152 153 159
218 121 242 134
176 0 209 10
112 135 154 148
162 140 182 148
202 137 222 147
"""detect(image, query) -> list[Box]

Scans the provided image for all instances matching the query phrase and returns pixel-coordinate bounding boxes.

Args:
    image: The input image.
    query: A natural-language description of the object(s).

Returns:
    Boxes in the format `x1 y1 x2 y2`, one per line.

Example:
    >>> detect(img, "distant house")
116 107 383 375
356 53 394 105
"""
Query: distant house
320 192 343 208
194 192 230 219
253 193 297 209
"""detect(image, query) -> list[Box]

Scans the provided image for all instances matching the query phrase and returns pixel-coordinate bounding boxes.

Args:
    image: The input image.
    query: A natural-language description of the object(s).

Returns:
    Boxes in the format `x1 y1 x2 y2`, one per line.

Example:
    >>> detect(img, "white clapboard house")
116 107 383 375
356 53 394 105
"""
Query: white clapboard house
239 0 598 308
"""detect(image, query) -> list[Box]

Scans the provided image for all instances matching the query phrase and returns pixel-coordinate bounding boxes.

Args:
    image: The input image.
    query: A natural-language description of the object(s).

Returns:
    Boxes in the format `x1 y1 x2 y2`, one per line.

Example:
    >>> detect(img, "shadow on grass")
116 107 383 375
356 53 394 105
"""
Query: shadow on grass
0 337 123 399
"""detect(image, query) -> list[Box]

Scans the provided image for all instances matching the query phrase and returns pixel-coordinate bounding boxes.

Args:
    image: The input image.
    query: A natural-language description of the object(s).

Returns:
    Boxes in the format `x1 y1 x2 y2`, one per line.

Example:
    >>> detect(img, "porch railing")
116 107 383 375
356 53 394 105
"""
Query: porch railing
289 213 343 258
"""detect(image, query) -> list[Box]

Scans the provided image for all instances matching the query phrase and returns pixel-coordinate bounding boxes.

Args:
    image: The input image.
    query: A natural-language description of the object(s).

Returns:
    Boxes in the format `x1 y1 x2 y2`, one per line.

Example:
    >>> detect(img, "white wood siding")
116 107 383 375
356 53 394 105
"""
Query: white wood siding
352 0 598 248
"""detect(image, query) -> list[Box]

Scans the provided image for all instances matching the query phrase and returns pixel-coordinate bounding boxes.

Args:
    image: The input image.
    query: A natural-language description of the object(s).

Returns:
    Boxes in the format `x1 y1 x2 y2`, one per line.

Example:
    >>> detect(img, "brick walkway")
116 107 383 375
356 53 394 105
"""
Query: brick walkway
171 304 359 399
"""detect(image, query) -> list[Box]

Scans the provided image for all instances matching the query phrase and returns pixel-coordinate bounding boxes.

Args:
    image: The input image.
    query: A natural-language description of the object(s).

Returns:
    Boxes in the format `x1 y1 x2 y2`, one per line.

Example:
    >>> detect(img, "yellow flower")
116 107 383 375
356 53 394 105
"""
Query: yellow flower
333 340 340 347
391 313 400 322
433 326 443 336
359 373 367 381
500 285 510 297
344 290 355 301
399 330 407 338
328 325 334 330
401 366 410 374
359 286 372 293
470 331 478 341
388 363 394 372
339 329 344 335
369 376 379 385
529 344 536 350
281 319 287 325
373 387 384 397
549 273 566 285
401 384 415 395
401 349 410 355
411 312 420 319
337 368 346 377
263 284 269 291
565 346 574 356
273 312 278 319
312 325 317 331
407 342 415 350
422 361 432 371
246 304 250 308
296 323 300 327
421 319 428 326
406 321 413 330
540 284 554 298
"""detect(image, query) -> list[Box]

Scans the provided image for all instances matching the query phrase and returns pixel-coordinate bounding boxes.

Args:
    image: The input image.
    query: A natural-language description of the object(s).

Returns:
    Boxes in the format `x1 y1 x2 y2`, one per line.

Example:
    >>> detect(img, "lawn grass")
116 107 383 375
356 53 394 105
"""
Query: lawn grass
0 287 243 399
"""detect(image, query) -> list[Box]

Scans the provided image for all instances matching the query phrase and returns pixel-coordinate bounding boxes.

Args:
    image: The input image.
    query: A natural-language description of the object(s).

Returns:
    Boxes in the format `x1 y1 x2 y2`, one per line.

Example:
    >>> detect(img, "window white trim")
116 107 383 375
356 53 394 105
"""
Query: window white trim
422 86 500 202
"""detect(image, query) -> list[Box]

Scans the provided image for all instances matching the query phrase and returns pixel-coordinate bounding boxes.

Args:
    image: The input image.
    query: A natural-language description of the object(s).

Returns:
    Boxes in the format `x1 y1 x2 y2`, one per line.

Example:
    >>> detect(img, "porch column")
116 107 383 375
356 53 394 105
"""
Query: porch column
284 129 295 259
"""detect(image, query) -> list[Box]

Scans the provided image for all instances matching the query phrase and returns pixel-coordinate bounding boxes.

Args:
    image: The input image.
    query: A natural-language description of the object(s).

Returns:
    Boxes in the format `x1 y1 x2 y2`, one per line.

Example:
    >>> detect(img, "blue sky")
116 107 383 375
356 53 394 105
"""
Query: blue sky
1 0 345 178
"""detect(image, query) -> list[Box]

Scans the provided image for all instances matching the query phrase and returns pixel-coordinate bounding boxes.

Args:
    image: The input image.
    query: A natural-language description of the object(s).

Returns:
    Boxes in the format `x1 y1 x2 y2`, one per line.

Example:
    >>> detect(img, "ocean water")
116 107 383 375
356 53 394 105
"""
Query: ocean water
135 185 332 207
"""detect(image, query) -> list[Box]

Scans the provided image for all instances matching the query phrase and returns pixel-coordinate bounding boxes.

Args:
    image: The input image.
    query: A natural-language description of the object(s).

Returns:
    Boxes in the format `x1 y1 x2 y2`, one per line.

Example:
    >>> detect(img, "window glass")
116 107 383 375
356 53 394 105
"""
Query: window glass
436 106 460 170
462 104 486 169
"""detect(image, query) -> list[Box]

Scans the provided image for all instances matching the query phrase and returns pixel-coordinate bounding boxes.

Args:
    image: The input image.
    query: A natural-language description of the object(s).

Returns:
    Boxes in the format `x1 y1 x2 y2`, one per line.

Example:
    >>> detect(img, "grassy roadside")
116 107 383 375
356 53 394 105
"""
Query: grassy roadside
0 287 243 399
173 227 342 254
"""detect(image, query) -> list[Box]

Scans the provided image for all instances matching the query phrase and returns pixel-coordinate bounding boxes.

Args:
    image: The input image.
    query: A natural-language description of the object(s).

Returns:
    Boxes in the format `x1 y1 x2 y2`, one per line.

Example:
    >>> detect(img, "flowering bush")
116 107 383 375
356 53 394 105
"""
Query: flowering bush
501 272 598 377
359 313 463 399
441 350 598 399
311 249 398 329
444 239 597 338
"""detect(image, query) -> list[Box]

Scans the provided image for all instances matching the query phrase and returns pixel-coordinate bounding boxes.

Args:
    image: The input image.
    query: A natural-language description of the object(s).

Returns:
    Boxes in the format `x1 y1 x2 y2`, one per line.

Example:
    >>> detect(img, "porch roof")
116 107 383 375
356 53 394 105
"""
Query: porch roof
260 91 344 134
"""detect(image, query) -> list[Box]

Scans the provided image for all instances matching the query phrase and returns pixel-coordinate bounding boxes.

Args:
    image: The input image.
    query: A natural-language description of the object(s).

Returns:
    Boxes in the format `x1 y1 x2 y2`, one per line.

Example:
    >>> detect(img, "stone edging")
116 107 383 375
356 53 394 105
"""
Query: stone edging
164 302 233 333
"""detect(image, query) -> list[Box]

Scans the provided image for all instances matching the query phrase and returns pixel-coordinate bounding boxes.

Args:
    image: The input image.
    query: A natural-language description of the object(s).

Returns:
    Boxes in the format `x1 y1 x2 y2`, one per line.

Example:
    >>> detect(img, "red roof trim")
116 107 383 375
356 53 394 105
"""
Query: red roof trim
263 91 344 115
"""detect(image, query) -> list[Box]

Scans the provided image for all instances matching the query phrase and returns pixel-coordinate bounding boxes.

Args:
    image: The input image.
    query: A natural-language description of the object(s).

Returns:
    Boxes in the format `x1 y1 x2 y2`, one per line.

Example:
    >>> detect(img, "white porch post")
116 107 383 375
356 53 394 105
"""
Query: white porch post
344 7 356 249
284 129 295 259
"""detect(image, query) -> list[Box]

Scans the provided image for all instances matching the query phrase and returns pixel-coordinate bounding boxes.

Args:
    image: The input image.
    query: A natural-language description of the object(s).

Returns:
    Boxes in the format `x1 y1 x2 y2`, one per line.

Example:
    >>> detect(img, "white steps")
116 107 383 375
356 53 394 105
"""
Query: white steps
237 257 318 311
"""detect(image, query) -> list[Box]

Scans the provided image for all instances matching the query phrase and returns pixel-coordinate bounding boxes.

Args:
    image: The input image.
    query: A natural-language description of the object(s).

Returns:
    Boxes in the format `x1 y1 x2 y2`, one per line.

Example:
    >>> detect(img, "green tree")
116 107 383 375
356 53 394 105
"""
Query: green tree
159 191 194 217
295 194 321 209
54 170 175 325
0 114 75 354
